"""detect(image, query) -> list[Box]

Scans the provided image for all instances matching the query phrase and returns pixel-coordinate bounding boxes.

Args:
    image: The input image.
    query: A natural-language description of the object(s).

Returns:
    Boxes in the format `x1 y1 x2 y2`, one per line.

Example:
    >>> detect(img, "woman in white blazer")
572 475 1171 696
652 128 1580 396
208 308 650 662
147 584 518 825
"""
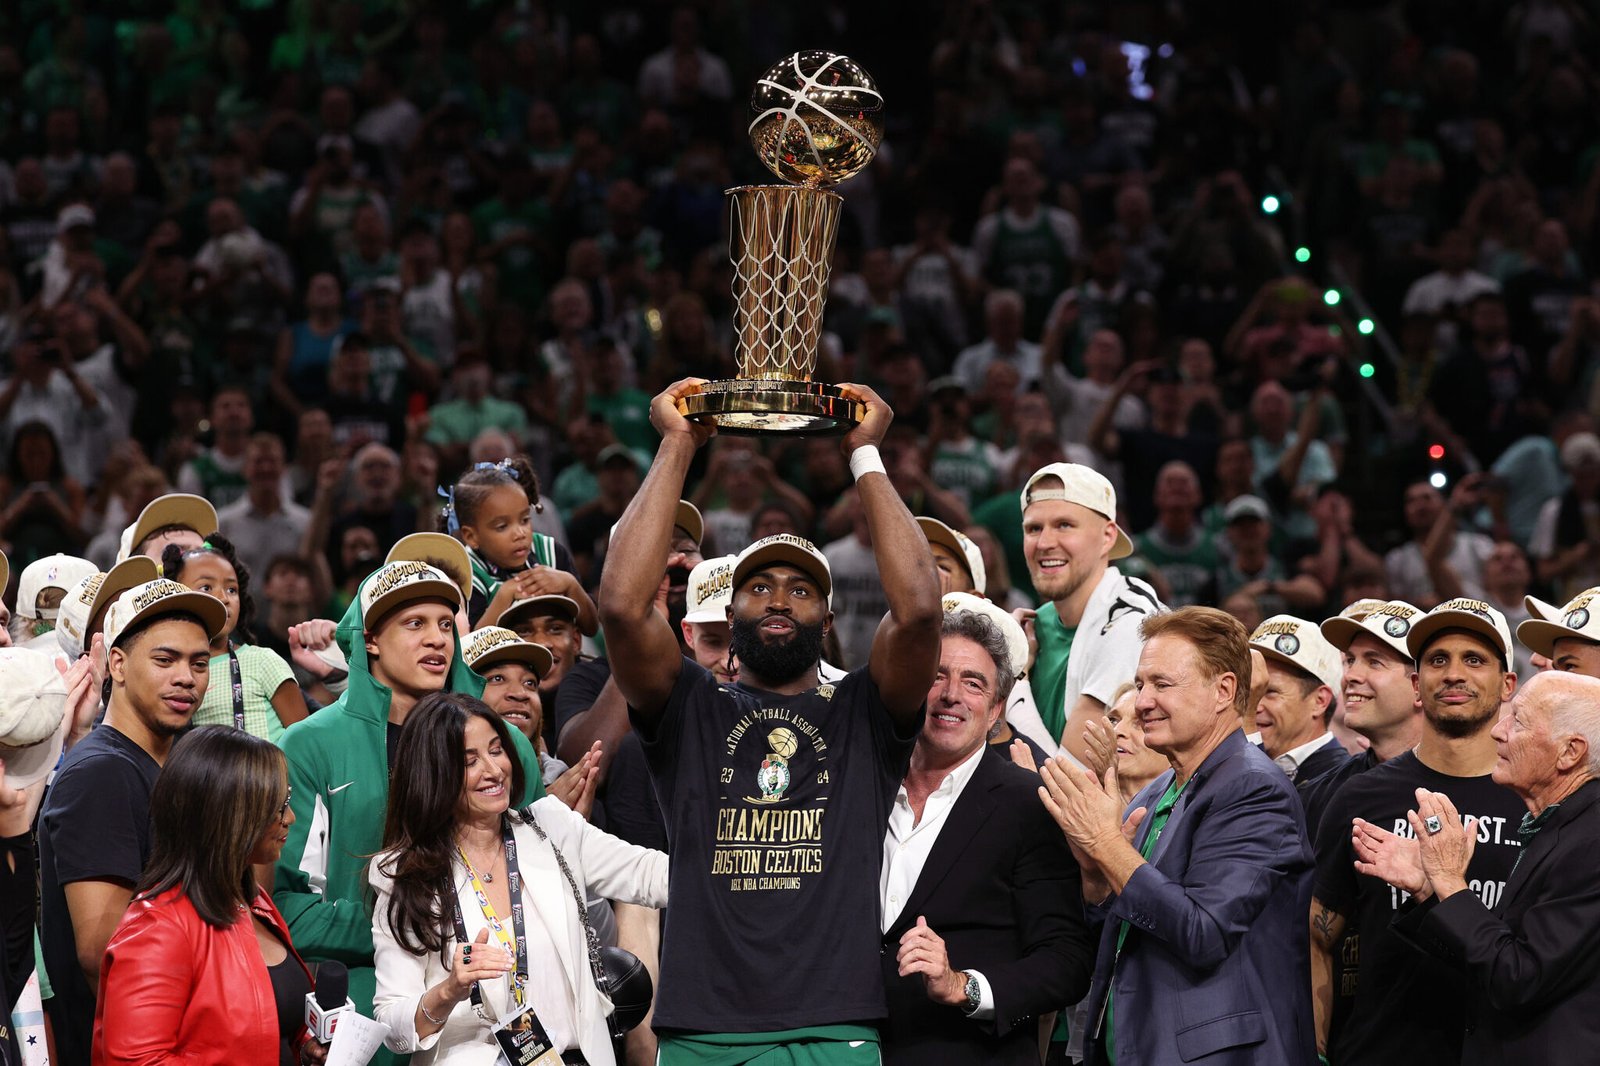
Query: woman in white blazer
370 692 667 1066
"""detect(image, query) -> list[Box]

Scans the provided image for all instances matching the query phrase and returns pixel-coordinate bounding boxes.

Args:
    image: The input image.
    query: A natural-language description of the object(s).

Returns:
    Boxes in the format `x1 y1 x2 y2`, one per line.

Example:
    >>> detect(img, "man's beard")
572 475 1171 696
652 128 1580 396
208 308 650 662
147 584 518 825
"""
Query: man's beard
730 615 825 687
1424 692 1500 739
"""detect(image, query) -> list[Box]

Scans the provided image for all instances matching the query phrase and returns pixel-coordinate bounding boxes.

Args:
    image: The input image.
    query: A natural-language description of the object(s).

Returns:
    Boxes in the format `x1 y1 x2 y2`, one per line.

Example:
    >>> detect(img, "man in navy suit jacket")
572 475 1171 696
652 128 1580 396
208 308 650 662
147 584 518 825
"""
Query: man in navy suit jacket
1041 606 1316 1065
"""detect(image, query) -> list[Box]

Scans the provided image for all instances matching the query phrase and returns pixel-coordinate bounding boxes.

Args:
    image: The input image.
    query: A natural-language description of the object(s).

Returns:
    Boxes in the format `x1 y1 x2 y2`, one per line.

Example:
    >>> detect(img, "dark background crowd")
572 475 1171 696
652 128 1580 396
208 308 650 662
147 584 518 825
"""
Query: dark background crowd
0 0 1594 671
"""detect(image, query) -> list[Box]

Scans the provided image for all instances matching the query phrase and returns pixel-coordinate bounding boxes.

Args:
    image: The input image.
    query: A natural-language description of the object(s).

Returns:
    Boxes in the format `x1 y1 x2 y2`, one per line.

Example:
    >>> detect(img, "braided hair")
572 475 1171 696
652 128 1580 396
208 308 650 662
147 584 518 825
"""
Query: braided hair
161 532 258 645
437 454 542 536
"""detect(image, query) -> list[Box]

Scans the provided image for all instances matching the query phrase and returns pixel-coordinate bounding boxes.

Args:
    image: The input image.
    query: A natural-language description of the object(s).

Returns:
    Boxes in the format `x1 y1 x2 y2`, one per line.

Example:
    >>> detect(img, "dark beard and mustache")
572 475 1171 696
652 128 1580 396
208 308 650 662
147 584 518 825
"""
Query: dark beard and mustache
1424 690 1500 738
729 614 826 686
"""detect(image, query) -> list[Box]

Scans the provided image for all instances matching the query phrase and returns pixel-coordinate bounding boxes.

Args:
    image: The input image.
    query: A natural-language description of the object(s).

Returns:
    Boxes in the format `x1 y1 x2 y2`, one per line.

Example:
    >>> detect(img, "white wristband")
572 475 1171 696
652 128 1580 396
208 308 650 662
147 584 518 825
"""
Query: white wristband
849 444 886 481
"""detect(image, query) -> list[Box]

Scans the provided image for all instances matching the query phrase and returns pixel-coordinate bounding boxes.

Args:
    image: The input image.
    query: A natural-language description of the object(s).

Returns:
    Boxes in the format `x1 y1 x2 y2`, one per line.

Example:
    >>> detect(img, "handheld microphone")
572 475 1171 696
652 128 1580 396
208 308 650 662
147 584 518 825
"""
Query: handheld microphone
304 960 353 1043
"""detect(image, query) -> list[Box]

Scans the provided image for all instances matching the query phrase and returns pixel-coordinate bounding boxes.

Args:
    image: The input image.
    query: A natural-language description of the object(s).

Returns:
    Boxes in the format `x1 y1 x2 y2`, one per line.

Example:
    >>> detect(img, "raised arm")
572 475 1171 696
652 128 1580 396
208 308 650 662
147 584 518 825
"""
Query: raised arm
599 380 715 725
846 384 943 726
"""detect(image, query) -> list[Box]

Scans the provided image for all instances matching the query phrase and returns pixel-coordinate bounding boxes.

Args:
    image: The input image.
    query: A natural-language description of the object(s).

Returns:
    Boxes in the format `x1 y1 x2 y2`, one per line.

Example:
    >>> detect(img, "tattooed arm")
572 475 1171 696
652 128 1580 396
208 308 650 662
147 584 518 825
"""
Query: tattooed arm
1310 897 1348 1058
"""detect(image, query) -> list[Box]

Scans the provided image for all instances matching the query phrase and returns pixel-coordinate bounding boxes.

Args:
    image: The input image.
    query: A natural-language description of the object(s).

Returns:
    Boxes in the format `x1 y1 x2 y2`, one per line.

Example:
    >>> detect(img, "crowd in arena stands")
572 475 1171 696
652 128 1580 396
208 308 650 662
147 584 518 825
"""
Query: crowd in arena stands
4 1 1600 1064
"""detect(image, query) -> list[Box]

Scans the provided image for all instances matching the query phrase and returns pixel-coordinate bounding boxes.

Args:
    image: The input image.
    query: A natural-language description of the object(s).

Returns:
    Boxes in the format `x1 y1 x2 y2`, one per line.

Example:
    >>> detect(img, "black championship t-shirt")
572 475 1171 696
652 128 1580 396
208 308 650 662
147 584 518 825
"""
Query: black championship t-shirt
634 659 915 1033
39 725 161 1064
1313 750 1525 1065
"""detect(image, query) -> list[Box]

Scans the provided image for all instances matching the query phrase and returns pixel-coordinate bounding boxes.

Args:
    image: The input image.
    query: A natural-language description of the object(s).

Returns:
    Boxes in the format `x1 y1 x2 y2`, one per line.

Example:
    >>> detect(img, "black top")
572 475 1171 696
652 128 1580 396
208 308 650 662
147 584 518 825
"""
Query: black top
1313 751 1526 1065
605 730 668 854
267 941 313 1066
39 725 161 1065
633 659 916 1033
1 830 32 1066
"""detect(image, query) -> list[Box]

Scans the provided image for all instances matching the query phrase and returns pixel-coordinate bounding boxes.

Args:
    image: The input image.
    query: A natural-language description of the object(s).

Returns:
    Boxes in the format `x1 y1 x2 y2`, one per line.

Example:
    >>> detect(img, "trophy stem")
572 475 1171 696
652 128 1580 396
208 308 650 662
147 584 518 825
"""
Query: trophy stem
728 184 842 383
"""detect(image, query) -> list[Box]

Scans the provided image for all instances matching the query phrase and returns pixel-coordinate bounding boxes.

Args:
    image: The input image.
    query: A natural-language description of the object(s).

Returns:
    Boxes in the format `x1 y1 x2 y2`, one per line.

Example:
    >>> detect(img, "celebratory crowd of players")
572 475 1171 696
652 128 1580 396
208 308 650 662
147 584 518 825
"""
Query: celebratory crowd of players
1 377 1597 1066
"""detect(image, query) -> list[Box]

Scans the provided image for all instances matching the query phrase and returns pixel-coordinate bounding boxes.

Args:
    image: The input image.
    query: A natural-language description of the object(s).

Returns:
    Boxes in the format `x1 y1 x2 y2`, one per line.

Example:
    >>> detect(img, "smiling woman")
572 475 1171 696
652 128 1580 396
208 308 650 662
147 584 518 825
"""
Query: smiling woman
371 692 667 1065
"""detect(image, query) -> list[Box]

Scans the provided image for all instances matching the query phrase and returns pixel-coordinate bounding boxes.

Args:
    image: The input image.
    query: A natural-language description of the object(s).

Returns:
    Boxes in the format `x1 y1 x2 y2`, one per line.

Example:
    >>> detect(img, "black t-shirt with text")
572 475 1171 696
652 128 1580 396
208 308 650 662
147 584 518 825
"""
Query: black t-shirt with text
633 659 915 1033
39 725 161 1064
1313 750 1525 1065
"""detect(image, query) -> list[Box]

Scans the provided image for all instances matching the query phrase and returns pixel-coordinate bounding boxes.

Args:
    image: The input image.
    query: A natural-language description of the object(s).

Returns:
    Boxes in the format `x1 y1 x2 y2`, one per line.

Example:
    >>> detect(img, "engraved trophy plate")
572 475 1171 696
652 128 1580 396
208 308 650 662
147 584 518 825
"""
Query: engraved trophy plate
677 51 884 435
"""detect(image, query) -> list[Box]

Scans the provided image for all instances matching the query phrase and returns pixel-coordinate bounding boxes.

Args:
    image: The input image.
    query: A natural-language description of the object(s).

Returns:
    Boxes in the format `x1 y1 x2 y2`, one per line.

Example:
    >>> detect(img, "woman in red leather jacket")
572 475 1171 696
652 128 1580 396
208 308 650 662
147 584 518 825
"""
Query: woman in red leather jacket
92 726 326 1066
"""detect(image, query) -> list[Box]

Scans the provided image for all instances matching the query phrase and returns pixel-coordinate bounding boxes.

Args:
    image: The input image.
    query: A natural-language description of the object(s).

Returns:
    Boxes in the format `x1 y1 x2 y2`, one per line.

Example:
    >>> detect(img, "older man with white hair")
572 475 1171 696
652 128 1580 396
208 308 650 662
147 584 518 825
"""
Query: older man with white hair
1353 670 1600 1063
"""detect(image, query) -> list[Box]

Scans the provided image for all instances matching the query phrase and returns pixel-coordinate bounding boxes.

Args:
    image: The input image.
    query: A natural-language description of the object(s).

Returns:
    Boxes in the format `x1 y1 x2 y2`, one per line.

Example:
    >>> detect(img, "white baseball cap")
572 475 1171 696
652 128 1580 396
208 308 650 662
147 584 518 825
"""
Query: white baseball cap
56 556 161 660
386 533 472 600
462 625 554 679
1321 600 1424 661
1336 598 1390 624
1405 597 1514 665
1223 494 1273 524
683 555 736 624
917 517 987 595
1518 587 1600 658
1020 463 1133 560
1250 614 1343 694
732 534 833 604
359 561 463 629
117 494 219 563
103 578 228 650
0 648 68 789
17 555 98 621
942 591 1029 680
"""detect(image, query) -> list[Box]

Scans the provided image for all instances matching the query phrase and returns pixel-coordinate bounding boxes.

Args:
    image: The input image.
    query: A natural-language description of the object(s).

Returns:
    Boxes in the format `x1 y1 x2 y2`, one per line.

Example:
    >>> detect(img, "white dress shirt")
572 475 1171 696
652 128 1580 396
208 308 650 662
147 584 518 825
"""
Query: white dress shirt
881 745 996 1018
1273 732 1341 782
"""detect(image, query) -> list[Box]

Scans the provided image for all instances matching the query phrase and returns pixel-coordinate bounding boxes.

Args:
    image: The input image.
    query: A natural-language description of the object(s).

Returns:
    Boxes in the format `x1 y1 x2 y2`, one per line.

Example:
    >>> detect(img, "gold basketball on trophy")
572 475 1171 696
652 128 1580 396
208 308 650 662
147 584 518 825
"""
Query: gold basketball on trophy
748 51 884 187
676 51 885 434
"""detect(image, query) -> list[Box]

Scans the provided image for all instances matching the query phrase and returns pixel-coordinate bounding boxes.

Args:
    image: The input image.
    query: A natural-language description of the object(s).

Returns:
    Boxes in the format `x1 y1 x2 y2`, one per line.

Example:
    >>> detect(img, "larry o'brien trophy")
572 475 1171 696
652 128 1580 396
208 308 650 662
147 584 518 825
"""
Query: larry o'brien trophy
676 51 884 434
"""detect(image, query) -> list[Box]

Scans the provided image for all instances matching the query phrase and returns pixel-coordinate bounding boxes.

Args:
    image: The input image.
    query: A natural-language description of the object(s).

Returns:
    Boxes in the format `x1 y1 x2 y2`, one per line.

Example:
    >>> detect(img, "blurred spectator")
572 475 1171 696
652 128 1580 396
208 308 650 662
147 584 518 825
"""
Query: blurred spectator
953 289 1040 394
217 433 311 585
1136 461 1219 608
1385 479 1495 607
1531 430 1600 602
972 158 1080 336
424 358 528 466
175 385 257 507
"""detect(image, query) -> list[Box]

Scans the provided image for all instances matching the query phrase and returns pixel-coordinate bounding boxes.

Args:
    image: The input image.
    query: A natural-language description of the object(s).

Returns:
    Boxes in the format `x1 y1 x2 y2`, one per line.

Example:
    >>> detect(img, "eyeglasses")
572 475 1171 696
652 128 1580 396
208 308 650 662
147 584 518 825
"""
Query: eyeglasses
275 786 293 825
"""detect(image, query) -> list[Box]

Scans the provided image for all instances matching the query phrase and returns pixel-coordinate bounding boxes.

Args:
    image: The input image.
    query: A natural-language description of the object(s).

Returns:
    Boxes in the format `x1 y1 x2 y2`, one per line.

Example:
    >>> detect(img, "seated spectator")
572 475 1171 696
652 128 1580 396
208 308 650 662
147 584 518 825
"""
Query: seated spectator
1214 494 1324 615
1531 430 1600 603
0 420 87 564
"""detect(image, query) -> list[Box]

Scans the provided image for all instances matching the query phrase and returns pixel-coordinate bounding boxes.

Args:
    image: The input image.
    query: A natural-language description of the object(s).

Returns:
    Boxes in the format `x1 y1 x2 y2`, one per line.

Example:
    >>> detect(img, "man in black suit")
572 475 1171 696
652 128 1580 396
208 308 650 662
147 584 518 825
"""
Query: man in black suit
1353 669 1600 1063
880 608 1094 1065
1247 614 1348 790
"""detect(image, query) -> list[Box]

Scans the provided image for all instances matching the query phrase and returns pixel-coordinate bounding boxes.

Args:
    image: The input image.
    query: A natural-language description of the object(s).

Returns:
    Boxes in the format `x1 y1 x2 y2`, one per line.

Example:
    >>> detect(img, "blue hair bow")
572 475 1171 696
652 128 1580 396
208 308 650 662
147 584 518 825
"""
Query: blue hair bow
437 484 459 534
474 459 519 479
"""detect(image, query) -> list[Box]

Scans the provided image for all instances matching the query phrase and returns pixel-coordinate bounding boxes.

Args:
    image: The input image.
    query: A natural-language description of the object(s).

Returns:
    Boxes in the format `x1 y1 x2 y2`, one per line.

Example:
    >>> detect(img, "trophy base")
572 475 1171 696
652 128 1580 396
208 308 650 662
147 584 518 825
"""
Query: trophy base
677 379 865 435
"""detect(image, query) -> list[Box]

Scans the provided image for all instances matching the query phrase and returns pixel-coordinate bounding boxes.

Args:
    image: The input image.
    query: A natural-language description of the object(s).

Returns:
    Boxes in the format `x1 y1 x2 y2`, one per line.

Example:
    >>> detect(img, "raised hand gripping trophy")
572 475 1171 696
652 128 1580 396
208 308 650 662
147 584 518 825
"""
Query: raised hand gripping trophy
676 51 884 434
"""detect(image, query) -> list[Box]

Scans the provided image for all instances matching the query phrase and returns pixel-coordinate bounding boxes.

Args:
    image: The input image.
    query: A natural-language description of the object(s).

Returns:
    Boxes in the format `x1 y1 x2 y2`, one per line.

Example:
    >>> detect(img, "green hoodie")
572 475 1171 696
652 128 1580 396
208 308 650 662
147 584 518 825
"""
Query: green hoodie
273 583 545 1061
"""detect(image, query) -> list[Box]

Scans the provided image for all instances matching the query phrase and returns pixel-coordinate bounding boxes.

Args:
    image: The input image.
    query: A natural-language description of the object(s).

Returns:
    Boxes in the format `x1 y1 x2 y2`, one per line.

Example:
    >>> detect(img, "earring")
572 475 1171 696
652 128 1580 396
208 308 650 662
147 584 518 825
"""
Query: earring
726 647 736 677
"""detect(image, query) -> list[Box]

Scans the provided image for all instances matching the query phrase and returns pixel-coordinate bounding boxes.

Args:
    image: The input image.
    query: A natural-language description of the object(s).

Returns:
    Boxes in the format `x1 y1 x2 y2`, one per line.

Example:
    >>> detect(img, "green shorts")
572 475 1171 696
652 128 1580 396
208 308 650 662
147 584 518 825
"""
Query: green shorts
658 1025 880 1066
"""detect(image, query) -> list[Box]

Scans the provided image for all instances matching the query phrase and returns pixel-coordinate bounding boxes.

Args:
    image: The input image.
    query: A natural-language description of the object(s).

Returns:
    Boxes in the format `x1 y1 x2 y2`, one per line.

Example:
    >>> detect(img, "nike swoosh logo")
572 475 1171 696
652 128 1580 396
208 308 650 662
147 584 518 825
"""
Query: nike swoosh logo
329 782 356 795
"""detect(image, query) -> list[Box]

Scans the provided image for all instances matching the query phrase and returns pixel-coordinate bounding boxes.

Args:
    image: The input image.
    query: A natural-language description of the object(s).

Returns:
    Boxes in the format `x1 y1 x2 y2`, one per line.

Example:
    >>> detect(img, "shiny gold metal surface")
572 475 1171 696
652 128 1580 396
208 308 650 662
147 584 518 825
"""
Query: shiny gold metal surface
677 379 866 434
677 52 882 434
749 51 883 187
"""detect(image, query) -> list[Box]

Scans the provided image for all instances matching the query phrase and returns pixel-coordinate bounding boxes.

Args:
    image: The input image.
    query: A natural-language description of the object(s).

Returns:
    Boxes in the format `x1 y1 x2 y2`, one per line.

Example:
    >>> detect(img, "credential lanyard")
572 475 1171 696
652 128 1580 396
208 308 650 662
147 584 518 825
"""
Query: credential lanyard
229 650 245 731
452 821 529 1011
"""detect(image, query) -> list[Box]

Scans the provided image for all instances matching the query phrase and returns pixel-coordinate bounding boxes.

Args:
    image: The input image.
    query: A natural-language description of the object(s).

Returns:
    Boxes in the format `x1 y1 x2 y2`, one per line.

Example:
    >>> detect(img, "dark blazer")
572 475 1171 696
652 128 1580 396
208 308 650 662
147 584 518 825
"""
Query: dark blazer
1291 735 1349 793
1392 778 1600 1064
1083 730 1317 1065
880 749 1094 1066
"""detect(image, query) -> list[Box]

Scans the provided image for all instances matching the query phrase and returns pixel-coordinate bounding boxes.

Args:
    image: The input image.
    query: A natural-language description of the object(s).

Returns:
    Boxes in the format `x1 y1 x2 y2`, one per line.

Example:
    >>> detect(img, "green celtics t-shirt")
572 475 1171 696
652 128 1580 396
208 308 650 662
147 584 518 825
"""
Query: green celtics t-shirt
1030 603 1076 743
587 388 656 455
1135 525 1219 608
635 660 915 1034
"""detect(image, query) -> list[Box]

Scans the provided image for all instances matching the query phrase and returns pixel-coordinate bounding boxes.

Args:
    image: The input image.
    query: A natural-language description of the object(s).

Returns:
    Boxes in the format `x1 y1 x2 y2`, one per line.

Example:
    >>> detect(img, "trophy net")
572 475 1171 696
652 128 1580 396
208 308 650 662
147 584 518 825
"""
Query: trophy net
729 184 842 382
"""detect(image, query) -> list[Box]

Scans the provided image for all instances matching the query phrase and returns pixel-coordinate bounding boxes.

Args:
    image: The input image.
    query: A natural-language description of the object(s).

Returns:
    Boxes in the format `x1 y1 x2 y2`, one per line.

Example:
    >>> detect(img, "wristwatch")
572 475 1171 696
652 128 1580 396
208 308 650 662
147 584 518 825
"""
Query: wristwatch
960 970 981 1015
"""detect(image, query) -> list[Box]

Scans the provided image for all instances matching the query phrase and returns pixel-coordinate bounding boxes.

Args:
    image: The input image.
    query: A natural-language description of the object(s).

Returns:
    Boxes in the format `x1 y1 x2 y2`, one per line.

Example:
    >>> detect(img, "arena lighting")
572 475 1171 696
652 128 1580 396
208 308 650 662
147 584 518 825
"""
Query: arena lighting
1430 471 1449 490
1323 289 1341 306
1359 362 1376 378
1428 443 1446 461
1357 318 1375 335
1295 246 1312 263
1261 195 1281 214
